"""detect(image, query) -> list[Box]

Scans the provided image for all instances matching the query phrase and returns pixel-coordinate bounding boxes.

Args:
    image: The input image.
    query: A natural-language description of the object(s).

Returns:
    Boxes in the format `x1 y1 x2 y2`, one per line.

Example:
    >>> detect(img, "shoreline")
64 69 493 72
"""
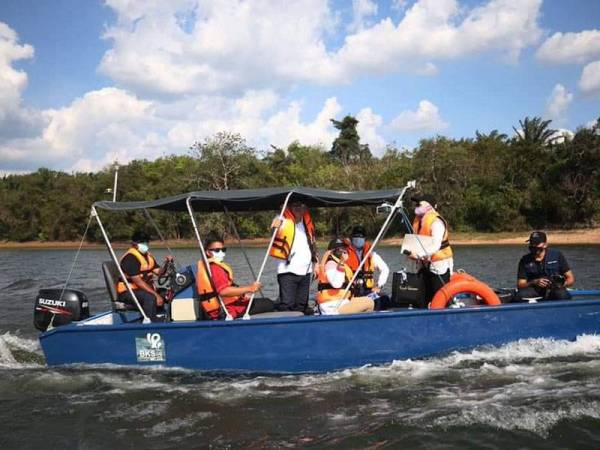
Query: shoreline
1 228 599 249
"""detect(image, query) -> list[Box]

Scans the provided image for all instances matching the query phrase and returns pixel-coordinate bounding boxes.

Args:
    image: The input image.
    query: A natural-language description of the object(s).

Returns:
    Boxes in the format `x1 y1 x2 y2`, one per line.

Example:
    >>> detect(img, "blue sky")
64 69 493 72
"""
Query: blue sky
0 0 599 174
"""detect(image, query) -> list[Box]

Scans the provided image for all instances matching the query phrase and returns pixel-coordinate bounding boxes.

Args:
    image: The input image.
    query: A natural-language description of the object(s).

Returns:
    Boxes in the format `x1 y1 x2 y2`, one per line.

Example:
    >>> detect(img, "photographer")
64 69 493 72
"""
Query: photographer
516 231 575 301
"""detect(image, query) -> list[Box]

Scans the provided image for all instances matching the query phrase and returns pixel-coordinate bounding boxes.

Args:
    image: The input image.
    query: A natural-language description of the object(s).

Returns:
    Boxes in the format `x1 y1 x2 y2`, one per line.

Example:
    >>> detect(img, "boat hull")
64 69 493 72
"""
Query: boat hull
39 295 600 373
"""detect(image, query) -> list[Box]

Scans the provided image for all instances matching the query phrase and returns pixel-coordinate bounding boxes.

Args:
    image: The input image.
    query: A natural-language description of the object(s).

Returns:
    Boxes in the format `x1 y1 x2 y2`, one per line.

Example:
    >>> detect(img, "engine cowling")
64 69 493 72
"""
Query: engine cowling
34 288 90 332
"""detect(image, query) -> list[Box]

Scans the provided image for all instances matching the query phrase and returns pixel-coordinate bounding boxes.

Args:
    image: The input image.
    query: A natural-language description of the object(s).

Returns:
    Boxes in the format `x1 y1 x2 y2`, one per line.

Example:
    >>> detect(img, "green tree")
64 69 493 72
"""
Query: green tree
330 115 371 165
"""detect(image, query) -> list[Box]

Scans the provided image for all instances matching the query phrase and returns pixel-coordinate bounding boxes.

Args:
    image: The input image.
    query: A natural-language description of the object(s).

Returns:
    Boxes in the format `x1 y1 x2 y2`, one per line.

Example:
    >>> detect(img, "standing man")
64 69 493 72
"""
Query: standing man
516 231 574 300
116 231 173 321
270 201 318 314
405 194 453 307
343 225 391 309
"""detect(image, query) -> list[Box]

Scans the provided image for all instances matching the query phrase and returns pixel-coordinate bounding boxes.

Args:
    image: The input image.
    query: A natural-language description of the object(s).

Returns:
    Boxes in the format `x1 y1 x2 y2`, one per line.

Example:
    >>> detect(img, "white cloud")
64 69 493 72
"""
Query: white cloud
348 0 378 33
545 84 573 123
390 100 448 132
536 30 600 64
99 0 543 98
356 107 386 155
0 22 47 141
579 60 600 96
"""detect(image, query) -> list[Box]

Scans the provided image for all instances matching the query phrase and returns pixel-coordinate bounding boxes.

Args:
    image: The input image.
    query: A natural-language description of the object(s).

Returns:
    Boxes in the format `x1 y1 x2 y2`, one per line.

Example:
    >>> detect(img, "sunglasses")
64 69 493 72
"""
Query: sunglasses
208 247 227 253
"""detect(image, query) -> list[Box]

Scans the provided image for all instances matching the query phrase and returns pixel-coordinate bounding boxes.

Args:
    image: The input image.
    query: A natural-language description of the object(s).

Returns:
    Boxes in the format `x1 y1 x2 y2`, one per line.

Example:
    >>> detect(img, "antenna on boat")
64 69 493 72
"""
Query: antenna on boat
338 180 416 301
112 163 119 202
243 189 296 320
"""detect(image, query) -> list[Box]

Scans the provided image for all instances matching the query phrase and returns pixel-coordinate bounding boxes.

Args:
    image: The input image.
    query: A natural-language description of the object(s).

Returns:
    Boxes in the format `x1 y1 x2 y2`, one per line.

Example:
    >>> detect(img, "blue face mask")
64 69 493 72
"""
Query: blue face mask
352 237 365 249
137 243 149 254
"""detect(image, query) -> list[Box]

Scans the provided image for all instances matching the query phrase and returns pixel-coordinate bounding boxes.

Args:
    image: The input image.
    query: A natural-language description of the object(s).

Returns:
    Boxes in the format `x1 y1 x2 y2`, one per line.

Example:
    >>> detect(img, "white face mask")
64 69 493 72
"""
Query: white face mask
352 237 365 249
210 250 226 262
137 243 149 254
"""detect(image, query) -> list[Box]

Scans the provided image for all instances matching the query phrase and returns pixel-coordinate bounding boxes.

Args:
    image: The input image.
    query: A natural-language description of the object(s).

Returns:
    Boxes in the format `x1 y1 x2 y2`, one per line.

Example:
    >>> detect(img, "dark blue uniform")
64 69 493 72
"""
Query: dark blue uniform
516 248 571 300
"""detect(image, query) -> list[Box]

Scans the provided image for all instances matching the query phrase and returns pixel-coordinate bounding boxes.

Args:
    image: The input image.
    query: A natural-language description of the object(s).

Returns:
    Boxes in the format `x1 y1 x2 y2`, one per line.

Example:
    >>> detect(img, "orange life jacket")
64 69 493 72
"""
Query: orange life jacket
343 238 375 289
116 247 156 294
316 254 354 304
196 258 239 319
269 208 316 261
412 210 453 261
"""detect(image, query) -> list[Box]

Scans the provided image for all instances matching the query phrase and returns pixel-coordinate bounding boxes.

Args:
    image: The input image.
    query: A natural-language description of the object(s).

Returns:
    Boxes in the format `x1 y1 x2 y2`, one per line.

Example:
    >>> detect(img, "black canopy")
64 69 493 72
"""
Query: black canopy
93 187 403 213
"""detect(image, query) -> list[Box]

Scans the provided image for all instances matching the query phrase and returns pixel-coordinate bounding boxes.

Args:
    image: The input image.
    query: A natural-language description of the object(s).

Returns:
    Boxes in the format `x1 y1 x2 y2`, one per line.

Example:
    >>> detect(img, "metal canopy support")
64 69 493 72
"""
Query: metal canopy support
91 206 150 323
339 180 416 301
186 197 233 321
243 190 296 320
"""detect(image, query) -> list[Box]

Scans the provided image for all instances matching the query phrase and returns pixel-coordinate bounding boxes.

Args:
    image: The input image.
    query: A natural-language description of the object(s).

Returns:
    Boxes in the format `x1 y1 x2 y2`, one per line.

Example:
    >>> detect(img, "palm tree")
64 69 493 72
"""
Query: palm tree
512 116 556 145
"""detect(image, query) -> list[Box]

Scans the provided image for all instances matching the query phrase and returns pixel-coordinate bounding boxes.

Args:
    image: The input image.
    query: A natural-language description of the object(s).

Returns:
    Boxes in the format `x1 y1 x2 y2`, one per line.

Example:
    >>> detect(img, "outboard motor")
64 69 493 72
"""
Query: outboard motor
34 288 90 332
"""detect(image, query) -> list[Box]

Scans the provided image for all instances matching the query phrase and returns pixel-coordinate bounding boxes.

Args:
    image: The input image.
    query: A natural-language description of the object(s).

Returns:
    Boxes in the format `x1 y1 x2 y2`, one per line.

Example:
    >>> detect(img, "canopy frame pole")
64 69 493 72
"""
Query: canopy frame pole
243 190 295 320
186 197 233 321
222 204 265 298
339 180 416 301
91 206 150 323
143 208 178 270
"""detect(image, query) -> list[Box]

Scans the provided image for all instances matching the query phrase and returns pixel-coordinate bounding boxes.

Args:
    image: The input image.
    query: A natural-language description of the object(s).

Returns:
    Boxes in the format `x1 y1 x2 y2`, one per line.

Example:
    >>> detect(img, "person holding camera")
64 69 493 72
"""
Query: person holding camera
516 231 575 301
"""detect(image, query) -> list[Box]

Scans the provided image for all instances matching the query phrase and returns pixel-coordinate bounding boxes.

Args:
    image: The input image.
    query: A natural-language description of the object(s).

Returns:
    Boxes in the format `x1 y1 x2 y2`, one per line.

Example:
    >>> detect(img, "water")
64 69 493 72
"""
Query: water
1 245 600 448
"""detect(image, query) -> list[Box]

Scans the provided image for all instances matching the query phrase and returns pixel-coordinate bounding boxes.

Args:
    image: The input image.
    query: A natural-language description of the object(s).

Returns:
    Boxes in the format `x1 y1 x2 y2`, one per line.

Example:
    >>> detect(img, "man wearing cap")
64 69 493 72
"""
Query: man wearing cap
269 202 318 314
516 231 574 301
405 194 453 307
116 231 173 321
343 225 390 308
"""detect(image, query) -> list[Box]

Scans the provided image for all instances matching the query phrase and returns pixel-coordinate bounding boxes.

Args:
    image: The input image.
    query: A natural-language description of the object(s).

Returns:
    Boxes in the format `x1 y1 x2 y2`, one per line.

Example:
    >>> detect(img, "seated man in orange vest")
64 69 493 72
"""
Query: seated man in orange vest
343 225 391 309
197 234 274 320
269 202 318 314
316 239 374 315
117 231 173 321
405 194 454 307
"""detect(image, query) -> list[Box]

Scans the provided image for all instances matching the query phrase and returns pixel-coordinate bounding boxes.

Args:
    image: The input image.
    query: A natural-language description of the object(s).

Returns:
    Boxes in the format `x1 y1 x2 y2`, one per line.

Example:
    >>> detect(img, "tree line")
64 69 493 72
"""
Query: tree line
1 116 598 243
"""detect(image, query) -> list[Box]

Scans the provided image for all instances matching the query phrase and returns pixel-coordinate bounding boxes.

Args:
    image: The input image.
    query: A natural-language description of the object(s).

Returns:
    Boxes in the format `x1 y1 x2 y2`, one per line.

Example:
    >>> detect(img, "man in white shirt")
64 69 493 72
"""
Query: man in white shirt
269 202 318 314
405 194 454 307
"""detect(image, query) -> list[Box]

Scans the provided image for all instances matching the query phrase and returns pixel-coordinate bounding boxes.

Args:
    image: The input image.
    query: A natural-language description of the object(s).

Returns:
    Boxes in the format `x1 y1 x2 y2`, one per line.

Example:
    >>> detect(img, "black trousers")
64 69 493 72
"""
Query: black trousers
515 286 571 301
422 269 451 307
117 290 158 321
249 297 275 315
277 273 311 312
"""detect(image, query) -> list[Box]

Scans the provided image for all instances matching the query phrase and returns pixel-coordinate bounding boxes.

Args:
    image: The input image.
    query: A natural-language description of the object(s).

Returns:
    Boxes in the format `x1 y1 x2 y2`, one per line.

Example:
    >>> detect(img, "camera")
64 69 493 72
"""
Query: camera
550 274 565 287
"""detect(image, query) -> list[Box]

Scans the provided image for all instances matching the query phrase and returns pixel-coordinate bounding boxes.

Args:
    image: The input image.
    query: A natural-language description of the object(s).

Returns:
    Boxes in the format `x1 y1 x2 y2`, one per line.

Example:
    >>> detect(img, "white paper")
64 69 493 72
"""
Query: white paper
401 234 438 257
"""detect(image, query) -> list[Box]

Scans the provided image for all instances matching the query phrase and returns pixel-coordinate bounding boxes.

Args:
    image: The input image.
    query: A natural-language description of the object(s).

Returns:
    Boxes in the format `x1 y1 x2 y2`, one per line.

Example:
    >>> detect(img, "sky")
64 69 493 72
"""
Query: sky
0 0 599 174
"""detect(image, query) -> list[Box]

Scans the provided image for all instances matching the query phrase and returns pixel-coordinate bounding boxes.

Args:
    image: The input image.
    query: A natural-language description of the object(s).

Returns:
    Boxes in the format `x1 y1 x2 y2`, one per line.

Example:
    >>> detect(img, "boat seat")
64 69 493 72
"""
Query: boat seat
101 260 137 312
249 311 305 319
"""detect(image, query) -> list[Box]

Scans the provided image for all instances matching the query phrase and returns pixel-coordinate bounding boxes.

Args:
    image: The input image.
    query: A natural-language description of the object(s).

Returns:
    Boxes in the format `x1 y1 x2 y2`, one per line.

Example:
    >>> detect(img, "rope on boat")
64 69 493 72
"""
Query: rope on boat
143 208 179 270
222 204 265 298
59 213 93 303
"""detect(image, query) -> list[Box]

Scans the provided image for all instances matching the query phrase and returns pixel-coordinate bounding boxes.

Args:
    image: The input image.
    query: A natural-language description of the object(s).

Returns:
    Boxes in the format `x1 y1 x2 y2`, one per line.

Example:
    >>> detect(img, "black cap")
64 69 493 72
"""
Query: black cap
351 225 366 237
411 194 436 206
131 230 151 243
526 231 547 246
328 238 348 251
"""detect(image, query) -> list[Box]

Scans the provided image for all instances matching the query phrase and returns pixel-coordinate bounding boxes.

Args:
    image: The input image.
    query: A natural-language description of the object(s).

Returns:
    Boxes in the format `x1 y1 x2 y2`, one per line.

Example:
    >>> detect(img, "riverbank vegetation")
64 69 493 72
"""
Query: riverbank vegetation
1 116 598 243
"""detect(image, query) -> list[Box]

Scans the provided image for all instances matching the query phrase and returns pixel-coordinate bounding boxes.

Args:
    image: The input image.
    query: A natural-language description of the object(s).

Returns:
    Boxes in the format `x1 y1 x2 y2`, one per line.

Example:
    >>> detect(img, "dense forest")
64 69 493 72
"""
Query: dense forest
1 115 599 243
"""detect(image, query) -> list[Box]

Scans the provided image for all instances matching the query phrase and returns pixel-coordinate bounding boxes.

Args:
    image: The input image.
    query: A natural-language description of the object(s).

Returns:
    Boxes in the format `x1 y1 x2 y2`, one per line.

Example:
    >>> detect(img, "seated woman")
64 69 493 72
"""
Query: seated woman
196 234 274 320
316 239 375 315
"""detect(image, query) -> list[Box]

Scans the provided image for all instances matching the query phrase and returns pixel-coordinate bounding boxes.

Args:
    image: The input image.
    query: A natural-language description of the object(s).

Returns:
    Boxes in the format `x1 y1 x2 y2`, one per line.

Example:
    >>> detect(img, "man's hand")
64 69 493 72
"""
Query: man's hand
155 293 165 307
271 217 282 229
249 281 262 293
534 278 551 288
372 286 381 294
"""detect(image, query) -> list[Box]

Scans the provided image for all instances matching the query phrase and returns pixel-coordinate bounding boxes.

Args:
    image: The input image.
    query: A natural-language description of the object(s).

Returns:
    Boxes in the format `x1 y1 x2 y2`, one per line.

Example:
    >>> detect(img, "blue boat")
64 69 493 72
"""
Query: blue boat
34 184 600 373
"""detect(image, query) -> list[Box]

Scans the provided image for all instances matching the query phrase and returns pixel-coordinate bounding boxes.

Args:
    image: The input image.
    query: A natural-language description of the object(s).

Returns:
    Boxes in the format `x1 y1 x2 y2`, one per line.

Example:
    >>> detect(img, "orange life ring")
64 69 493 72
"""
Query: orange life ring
429 272 501 309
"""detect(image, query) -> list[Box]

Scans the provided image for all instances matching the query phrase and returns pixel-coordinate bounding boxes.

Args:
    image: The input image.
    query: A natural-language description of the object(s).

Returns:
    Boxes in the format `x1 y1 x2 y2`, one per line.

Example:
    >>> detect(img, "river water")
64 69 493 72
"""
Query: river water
1 245 600 448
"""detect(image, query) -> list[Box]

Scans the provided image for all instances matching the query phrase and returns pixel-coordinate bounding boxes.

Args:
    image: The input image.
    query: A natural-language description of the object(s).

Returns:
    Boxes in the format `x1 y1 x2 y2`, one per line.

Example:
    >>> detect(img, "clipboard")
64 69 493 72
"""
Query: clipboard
401 234 438 258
